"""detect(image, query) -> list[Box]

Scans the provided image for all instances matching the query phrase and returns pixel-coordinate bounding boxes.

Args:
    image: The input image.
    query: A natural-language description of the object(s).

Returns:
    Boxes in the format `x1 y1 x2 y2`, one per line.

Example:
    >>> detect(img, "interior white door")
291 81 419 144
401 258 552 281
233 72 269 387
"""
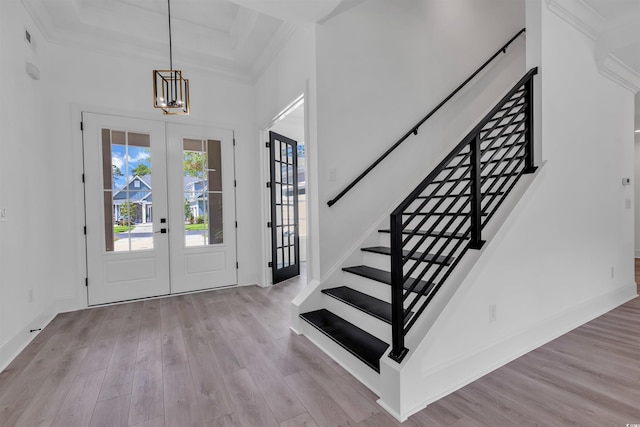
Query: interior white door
83 113 170 305
166 123 237 293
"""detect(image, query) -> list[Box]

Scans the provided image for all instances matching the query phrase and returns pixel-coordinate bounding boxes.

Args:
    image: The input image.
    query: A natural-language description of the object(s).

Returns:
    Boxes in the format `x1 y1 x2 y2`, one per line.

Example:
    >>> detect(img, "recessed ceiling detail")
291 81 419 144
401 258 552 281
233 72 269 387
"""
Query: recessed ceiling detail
20 0 369 82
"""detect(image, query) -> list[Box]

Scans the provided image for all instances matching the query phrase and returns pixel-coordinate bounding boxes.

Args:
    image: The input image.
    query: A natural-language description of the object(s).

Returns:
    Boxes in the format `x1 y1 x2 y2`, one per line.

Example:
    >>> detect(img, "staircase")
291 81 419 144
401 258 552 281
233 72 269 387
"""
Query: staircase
299 66 538 383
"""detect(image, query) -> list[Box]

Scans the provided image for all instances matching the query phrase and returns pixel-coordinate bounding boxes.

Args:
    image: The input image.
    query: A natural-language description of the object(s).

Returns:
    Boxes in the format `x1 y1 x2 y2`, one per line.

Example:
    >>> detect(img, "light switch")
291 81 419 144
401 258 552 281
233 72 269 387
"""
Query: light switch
625 198 632 209
0 208 7 221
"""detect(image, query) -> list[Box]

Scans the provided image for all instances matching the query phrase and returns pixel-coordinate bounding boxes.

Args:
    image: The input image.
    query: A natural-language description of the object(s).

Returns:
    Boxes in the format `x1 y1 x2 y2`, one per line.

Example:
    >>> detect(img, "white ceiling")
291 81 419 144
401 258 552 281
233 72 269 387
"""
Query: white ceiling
20 0 363 81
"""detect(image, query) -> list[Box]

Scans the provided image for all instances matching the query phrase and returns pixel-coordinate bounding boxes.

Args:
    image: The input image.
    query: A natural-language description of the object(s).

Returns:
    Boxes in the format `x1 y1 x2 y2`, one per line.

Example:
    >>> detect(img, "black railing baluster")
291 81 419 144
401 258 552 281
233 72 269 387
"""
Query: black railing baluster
524 76 537 174
469 134 485 250
387 68 538 364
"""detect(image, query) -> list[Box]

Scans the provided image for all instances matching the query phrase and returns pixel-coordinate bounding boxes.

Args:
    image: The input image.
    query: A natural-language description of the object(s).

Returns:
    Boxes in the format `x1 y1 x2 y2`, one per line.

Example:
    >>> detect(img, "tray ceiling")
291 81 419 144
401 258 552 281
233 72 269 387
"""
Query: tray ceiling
20 0 363 81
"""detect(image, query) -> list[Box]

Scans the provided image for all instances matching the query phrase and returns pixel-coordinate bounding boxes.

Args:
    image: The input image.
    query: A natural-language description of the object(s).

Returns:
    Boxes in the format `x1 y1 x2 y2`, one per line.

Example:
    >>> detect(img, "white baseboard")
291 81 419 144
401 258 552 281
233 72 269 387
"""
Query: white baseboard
0 307 57 372
376 398 407 423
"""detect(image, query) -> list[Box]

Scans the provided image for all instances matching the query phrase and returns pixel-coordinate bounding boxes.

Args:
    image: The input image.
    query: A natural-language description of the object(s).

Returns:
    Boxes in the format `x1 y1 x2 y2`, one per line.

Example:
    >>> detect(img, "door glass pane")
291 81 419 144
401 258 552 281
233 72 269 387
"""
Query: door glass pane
102 129 153 252
184 138 223 247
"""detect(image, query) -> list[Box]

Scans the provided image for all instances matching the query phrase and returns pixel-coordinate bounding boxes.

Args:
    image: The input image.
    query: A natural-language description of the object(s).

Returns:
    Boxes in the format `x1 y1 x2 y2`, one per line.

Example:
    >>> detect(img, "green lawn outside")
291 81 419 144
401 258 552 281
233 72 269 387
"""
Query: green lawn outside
113 225 132 233
185 223 208 231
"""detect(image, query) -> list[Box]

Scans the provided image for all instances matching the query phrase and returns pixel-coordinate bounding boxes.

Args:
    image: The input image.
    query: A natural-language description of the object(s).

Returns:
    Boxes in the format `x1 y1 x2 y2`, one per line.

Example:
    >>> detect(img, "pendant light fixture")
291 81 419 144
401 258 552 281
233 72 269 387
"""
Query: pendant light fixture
153 0 190 115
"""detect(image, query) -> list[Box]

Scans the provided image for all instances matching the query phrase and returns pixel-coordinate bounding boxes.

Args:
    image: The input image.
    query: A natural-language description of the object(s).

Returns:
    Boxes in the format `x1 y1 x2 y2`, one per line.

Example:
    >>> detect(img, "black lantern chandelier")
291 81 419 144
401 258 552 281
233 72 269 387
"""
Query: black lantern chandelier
153 0 190 115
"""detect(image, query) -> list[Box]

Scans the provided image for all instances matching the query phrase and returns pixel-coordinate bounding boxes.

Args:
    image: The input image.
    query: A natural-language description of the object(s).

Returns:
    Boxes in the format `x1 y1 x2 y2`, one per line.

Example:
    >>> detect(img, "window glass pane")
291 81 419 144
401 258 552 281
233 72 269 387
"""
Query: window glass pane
102 129 113 190
209 192 223 244
104 191 115 252
104 129 153 252
207 140 221 191
184 138 222 247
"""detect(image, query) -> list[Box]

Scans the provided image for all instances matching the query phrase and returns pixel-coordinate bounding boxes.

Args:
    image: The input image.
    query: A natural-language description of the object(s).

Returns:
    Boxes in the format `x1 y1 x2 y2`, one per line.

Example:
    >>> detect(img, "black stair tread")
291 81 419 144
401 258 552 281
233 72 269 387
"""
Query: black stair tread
299 309 389 373
378 229 468 239
343 265 436 295
361 246 452 265
322 286 413 325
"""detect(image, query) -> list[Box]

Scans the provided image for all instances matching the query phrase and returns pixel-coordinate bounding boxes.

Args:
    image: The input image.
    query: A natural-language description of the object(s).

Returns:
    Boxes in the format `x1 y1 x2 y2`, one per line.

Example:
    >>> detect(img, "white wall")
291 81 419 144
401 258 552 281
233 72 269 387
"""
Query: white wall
254 25 318 284
0 0 262 368
0 0 59 368
385 0 637 418
314 0 526 278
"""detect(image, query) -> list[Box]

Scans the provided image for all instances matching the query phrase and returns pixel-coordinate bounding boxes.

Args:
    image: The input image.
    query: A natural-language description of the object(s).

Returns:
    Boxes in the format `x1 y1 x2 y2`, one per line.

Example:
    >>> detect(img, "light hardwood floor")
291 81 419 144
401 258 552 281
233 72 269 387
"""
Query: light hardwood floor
1 265 640 426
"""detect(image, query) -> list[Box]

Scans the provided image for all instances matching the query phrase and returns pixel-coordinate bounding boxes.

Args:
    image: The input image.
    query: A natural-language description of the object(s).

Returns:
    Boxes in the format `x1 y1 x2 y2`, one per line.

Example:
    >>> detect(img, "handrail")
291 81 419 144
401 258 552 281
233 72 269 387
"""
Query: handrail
327 28 526 207
388 67 538 363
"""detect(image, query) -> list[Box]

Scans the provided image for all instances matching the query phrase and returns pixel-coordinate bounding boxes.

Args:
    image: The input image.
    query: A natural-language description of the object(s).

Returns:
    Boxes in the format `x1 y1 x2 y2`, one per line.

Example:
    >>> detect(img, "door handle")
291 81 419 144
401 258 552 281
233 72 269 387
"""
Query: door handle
155 228 168 234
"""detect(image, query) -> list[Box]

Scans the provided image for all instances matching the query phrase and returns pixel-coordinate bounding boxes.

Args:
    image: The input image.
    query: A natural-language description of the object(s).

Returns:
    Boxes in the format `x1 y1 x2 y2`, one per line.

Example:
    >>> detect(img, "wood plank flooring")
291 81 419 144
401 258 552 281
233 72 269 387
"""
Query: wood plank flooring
1 263 639 426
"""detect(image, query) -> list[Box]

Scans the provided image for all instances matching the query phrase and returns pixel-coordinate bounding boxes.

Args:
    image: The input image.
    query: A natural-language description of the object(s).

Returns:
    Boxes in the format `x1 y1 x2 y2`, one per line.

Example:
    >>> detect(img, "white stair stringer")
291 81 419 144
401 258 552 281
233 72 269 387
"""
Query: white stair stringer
377 164 545 421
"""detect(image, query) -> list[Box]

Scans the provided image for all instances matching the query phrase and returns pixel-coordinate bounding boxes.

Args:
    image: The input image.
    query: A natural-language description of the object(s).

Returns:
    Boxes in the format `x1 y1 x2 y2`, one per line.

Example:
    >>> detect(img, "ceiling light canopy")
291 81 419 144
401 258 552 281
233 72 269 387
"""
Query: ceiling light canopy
153 0 189 115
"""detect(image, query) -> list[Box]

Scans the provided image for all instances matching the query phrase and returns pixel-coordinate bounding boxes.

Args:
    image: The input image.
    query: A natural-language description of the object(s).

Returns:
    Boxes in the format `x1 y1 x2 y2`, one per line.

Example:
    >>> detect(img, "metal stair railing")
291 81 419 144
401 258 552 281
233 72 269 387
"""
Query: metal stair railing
388 67 538 362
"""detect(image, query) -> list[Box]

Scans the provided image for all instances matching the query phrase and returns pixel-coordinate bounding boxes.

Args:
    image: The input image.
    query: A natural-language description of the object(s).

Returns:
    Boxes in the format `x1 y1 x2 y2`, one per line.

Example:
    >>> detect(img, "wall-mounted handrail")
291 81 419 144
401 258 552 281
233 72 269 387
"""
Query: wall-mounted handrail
327 28 526 207
388 67 538 363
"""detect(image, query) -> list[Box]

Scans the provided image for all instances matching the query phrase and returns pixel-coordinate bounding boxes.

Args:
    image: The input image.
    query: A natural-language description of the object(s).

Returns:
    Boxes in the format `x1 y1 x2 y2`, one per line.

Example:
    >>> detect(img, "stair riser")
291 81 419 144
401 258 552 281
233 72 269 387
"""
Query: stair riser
342 273 392 301
402 215 470 233
407 197 470 214
322 294 391 342
362 251 454 281
377 234 460 255
300 320 381 394
406 191 508 215
341 271 433 311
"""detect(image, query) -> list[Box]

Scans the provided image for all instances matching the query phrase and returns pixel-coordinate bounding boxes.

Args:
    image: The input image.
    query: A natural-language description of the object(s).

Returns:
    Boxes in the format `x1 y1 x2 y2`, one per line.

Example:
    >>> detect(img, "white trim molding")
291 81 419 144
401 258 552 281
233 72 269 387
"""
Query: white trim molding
597 53 640 93
547 0 640 93
546 0 604 40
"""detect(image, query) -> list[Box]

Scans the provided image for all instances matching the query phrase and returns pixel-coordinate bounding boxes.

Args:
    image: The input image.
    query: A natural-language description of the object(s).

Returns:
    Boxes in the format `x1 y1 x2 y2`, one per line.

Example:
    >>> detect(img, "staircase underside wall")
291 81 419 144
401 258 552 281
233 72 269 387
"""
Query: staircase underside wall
382 1 638 419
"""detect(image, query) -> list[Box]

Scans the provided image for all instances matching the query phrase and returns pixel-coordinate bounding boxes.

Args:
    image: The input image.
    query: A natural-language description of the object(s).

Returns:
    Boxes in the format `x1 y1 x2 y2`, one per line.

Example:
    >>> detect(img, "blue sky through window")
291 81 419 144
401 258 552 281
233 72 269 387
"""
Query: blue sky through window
111 144 150 190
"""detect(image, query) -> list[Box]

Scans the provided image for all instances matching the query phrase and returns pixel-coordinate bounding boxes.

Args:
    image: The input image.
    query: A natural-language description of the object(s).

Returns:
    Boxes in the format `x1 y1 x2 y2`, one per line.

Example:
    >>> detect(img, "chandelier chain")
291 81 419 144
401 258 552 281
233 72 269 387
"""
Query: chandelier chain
167 0 173 70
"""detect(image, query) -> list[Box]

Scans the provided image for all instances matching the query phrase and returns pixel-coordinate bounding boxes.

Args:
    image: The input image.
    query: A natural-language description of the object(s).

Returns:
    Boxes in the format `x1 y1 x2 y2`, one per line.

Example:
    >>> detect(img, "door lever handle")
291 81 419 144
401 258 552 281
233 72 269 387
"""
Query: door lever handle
154 228 168 234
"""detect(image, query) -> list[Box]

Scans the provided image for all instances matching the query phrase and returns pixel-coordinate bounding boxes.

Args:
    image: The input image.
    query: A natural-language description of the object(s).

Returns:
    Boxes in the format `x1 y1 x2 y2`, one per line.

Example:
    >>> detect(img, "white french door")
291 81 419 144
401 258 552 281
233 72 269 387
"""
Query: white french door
166 123 237 294
83 113 236 305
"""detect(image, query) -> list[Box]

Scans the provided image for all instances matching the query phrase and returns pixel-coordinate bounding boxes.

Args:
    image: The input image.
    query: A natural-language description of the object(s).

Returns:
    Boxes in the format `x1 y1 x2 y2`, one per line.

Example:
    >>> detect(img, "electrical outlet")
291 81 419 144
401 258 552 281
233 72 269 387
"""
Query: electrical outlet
28 289 33 303
328 168 337 182
625 198 632 209
611 267 615 279
0 208 7 221
489 304 497 322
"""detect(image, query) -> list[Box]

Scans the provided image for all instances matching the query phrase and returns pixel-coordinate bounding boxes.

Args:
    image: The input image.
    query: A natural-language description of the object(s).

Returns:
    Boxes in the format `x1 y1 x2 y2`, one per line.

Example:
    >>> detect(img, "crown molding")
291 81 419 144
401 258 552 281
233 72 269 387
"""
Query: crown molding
547 0 640 92
546 0 604 40
597 53 640 93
